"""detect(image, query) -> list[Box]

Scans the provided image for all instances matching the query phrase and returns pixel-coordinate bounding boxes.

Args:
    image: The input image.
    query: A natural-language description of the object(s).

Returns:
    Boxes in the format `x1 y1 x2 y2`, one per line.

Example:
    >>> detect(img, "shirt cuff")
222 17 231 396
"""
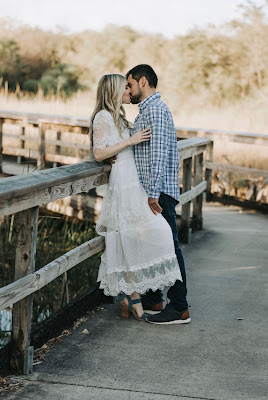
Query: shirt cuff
148 189 161 199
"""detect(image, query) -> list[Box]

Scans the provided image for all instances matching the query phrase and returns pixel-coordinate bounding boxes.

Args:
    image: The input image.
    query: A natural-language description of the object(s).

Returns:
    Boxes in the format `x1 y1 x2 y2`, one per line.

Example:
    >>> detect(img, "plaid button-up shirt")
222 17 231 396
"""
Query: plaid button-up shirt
133 92 180 201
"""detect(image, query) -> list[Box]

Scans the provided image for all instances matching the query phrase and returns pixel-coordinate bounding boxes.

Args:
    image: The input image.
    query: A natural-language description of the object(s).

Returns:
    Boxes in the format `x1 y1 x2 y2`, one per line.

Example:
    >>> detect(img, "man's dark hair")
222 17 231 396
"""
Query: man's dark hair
126 64 158 88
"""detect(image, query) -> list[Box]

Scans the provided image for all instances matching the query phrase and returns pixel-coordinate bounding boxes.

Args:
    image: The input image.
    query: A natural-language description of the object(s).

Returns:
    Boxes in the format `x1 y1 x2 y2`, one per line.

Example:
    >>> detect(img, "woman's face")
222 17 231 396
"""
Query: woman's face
122 84 131 104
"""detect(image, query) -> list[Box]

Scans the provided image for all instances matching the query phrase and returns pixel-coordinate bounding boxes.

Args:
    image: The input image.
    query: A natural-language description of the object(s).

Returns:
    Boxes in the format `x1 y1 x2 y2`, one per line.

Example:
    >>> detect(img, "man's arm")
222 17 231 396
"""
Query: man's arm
147 107 169 214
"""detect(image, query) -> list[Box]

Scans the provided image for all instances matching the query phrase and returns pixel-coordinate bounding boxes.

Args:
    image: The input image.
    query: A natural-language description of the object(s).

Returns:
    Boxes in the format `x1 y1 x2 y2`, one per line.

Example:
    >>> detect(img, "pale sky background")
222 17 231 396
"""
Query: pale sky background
0 0 267 37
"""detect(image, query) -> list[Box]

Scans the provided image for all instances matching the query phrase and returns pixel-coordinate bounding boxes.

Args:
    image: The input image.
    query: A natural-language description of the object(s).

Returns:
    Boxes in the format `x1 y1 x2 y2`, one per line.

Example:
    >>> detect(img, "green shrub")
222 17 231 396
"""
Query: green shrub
22 79 39 93
40 63 83 96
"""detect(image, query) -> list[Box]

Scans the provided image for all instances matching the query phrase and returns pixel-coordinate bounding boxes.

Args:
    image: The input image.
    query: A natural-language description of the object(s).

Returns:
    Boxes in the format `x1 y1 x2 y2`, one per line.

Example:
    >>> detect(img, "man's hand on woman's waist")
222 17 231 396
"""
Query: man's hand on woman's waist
148 197 162 215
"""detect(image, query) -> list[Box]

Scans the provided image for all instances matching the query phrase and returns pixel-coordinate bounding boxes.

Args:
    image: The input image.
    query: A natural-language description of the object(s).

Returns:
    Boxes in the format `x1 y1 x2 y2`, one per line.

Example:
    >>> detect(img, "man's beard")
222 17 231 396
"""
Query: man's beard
131 88 142 104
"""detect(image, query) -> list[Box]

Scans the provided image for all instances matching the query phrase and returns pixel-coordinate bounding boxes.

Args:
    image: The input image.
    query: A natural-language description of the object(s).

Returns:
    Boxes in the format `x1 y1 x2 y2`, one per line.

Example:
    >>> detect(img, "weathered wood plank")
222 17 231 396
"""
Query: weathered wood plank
0 110 89 128
177 138 212 152
56 131 61 155
52 130 61 168
45 154 88 164
179 145 206 162
0 170 109 217
0 274 37 310
45 138 89 150
3 133 39 142
0 161 110 200
192 153 204 230
3 146 39 158
37 123 45 169
177 181 207 207
205 142 214 201
10 206 38 374
17 126 25 164
181 157 192 243
176 127 268 145
0 236 105 311
0 118 3 173
205 161 268 178
37 236 104 288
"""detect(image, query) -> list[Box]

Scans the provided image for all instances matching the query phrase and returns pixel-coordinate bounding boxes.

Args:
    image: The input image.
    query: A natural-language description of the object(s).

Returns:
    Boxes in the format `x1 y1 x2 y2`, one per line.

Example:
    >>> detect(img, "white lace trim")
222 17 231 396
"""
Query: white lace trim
97 256 181 296
99 253 178 274
93 136 107 150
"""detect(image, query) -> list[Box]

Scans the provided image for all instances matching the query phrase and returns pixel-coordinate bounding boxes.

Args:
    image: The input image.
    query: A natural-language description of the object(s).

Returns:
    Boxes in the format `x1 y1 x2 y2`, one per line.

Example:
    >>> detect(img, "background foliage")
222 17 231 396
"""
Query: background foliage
0 2 267 104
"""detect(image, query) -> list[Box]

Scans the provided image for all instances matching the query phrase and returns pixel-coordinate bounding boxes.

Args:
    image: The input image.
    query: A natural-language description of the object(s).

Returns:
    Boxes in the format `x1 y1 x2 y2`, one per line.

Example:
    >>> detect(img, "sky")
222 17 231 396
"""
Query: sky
0 0 267 37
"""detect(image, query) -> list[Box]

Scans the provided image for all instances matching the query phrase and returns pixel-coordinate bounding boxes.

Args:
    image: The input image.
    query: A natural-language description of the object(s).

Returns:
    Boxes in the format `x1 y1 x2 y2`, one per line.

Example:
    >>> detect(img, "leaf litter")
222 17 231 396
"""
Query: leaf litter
0 306 105 396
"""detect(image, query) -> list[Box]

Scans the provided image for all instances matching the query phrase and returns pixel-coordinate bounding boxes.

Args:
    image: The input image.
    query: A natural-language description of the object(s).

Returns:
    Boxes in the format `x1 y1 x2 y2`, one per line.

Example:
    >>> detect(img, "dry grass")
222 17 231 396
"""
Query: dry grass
1 90 267 169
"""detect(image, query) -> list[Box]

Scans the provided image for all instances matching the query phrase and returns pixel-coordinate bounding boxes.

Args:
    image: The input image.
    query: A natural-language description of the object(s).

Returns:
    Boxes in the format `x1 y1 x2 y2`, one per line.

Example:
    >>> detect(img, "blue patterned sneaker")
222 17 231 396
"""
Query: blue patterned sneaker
146 304 191 325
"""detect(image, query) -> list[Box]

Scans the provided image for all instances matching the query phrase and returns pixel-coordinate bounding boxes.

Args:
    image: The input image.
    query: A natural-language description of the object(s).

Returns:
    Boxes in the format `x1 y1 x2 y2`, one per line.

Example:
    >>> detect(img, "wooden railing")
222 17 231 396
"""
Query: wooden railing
176 126 268 181
0 110 90 171
1 110 267 182
0 135 211 374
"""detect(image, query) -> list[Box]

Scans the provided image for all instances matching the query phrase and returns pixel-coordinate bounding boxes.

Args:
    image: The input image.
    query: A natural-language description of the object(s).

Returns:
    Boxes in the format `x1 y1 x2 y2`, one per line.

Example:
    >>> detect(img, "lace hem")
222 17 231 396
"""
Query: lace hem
97 256 182 296
99 253 178 273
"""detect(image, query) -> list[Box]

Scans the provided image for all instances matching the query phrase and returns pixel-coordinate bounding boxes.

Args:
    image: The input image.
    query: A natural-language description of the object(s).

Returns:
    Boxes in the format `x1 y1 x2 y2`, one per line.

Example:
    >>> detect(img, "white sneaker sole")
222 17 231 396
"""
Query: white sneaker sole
146 317 191 325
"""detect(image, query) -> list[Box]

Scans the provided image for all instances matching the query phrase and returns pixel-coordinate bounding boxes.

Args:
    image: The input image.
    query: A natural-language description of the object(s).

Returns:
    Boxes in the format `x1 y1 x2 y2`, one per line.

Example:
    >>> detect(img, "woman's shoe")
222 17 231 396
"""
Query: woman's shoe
120 295 147 321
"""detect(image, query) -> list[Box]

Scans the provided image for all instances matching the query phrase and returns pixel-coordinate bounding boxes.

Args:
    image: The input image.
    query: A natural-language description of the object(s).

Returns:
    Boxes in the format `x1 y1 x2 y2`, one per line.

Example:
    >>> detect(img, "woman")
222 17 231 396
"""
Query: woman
89 74 182 321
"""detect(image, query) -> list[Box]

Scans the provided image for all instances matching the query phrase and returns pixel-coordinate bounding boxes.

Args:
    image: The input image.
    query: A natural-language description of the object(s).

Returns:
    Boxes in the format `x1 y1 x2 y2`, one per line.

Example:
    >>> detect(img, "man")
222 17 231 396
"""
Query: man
126 64 190 325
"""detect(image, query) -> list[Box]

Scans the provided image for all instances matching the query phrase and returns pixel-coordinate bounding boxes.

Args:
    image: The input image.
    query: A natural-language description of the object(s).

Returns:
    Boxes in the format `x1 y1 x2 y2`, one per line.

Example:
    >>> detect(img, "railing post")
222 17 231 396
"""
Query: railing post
37 122 45 170
205 141 213 201
10 206 39 374
53 130 61 168
0 118 3 174
192 153 203 230
181 157 192 243
17 126 25 164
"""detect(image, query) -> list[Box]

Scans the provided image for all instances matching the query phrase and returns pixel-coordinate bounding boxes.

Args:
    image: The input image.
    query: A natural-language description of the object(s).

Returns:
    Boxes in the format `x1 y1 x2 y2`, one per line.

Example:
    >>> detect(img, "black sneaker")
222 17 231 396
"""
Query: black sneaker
146 304 191 325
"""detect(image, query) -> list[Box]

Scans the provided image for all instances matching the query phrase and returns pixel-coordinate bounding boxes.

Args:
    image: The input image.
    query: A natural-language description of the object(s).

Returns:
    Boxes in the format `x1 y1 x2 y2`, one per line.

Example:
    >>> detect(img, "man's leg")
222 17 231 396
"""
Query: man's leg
141 193 165 308
142 289 163 304
158 192 188 312
141 289 163 312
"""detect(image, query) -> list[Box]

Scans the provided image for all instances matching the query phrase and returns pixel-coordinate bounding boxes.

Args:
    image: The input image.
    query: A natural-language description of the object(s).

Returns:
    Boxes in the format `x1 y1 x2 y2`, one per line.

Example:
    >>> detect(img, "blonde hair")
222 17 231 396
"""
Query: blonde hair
89 74 131 143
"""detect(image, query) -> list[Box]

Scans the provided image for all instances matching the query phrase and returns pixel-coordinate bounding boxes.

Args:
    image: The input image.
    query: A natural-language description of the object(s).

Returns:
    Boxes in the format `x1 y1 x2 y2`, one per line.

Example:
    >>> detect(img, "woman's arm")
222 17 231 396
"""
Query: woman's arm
94 128 151 162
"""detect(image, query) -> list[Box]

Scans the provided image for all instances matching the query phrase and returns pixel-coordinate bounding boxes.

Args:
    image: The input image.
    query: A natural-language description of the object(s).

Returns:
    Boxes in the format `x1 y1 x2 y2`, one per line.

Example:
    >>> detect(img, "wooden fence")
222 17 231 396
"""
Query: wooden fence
0 110 90 171
0 132 212 374
1 110 267 181
176 126 268 181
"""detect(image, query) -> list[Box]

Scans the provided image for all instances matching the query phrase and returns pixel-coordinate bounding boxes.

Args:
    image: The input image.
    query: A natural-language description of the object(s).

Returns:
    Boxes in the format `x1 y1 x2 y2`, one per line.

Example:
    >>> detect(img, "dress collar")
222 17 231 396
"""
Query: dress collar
138 92 161 111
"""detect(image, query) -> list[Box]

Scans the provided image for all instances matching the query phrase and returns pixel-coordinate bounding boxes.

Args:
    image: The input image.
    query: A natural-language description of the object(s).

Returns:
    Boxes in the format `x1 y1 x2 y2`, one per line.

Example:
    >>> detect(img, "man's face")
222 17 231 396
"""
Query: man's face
127 74 143 104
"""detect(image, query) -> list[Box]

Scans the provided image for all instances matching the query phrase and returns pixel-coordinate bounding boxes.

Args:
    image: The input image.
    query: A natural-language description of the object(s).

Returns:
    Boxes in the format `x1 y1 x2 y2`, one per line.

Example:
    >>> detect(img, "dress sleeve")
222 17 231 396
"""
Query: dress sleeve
93 111 112 151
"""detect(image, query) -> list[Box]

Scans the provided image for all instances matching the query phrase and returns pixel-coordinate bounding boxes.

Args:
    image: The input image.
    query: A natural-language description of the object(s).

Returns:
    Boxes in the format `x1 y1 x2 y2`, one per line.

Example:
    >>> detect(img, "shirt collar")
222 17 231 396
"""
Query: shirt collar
138 92 161 111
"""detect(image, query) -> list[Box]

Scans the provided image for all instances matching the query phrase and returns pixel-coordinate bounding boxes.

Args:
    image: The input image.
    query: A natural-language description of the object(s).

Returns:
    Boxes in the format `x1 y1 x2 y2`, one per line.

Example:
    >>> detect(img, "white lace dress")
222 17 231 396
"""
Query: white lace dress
93 110 182 296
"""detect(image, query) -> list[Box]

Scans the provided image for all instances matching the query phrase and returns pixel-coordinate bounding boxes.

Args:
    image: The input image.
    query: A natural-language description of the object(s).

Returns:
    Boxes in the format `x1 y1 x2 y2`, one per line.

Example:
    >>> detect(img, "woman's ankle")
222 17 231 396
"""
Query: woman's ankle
129 292 140 300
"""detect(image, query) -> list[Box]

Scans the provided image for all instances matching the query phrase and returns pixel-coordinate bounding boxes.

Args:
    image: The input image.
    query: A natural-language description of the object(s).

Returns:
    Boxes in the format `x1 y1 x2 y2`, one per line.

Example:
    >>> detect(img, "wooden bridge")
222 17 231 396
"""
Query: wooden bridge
0 111 267 399
1 110 267 220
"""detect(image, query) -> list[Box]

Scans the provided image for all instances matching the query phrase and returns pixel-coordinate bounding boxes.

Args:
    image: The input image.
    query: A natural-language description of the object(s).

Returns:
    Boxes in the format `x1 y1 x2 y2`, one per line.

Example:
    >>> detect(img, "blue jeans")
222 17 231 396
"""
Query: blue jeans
143 192 188 311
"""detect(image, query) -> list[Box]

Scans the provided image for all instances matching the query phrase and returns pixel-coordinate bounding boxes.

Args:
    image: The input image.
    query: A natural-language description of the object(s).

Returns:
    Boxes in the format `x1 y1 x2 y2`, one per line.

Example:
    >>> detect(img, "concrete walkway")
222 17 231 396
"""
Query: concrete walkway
6 203 268 400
